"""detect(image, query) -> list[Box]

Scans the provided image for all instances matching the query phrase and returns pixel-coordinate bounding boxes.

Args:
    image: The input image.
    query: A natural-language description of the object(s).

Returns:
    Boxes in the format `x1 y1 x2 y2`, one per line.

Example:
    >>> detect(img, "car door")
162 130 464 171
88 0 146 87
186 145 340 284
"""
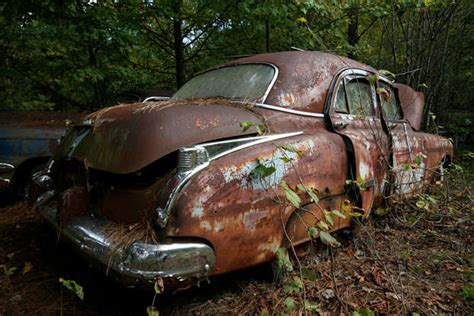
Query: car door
327 69 390 215
377 80 425 196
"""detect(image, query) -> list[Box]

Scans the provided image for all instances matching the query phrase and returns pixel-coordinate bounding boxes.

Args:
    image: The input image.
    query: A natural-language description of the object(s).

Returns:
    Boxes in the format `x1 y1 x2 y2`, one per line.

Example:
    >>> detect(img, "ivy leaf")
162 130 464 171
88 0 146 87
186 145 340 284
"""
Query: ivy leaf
256 124 266 135
332 210 346 218
275 248 293 272
416 200 426 209
319 231 341 247
296 17 308 23
281 181 301 208
283 276 304 294
278 144 304 157
251 163 276 178
147 306 160 316
239 120 255 132
308 226 319 238
284 297 296 311
296 183 306 191
316 221 329 231
301 267 316 281
59 278 84 300
280 156 292 163
378 69 396 80
304 300 319 311
366 74 378 85
324 213 334 226
352 307 375 316
260 308 270 316
307 190 319 203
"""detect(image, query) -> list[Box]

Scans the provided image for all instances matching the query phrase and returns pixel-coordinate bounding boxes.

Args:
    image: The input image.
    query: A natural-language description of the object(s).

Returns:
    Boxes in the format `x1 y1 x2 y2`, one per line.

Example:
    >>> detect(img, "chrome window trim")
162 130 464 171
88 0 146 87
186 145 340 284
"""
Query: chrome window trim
230 100 324 118
254 102 325 118
260 63 279 103
156 131 304 226
333 68 379 116
142 96 170 103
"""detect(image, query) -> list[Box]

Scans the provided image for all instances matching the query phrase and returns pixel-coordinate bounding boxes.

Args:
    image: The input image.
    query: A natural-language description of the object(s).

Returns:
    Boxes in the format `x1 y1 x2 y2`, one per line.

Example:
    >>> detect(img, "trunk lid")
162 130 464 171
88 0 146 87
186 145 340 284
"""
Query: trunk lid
55 100 263 174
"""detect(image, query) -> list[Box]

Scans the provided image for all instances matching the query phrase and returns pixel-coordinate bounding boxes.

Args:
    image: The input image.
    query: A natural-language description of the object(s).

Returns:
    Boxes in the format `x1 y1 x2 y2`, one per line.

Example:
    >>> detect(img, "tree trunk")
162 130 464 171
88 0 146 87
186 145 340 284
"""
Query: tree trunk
173 0 185 89
347 2 359 59
265 19 270 53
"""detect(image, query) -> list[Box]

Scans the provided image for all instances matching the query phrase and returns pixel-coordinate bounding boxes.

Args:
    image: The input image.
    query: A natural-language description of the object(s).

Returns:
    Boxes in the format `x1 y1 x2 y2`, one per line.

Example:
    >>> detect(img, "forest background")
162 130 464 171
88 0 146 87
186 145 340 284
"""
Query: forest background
1 0 472 143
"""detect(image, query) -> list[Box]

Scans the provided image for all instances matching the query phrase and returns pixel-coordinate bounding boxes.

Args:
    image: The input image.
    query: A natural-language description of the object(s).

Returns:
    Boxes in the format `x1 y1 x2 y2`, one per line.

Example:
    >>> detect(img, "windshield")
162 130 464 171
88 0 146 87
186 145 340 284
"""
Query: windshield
172 64 276 102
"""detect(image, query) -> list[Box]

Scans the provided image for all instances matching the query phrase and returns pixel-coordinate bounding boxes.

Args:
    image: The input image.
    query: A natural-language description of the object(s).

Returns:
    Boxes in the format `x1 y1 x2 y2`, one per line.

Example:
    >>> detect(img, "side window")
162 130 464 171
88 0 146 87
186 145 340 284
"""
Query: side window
378 82 402 121
334 81 349 113
345 78 374 117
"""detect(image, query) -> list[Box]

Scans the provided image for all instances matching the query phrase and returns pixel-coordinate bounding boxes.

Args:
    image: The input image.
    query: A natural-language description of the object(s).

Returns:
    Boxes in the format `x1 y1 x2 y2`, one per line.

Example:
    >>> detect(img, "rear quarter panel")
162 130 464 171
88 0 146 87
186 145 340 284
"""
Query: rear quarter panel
165 131 348 275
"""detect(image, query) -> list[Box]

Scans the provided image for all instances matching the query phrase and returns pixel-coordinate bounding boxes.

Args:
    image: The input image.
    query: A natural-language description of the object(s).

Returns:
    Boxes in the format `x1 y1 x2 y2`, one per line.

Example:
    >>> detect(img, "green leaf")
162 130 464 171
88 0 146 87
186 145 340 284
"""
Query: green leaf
375 207 387 216
296 17 308 23
352 307 375 316
281 181 301 208
332 210 346 218
260 308 270 316
319 231 341 247
304 300 319 311
301 267 316 281
251 163 276 178
378 69 396 80
5 266 17 277
415 200 426 209
280 156 292 163
59 278 84 300
316 221 329 230
423 0 433 7
256 124 266 135
324 213 334 226
366 74 378 85
147 306 160 316
307 190 319 203
283 276 304 294
239 121 255 132
308 226 319 238
284 297 296 311
275 248 293 272
278 144 304 157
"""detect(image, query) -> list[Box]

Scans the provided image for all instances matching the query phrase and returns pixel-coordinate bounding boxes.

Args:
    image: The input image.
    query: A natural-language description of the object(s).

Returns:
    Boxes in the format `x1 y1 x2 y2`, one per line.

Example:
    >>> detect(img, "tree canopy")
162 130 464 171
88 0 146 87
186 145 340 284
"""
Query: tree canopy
1 0 472 132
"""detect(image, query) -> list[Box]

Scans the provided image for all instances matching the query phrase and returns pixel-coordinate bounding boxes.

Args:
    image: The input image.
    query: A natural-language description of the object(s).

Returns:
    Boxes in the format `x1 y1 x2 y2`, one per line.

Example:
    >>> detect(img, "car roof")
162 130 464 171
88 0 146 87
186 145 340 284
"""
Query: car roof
224 51 377 113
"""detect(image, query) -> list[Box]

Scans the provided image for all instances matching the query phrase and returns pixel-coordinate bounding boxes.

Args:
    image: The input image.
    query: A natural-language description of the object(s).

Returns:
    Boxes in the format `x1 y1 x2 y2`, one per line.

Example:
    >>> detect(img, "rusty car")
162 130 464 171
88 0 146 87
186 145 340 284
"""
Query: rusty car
32 51 453 288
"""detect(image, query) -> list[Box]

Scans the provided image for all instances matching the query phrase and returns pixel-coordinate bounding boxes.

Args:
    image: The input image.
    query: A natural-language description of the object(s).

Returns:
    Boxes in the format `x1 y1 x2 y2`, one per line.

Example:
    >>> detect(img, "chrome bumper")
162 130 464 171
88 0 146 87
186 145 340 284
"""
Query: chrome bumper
0 163 15 192
37 193 216 286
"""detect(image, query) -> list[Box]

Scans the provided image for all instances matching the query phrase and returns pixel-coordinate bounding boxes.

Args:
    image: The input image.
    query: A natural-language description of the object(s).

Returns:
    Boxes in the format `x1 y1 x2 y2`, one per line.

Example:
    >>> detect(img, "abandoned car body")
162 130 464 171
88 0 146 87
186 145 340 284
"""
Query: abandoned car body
0 112 85 203
33 51 453 288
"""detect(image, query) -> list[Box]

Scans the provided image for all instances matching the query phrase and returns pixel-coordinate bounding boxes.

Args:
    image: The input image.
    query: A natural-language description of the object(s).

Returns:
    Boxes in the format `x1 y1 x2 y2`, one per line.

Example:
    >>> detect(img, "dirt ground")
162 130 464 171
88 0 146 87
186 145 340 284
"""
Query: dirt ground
1 166 473 315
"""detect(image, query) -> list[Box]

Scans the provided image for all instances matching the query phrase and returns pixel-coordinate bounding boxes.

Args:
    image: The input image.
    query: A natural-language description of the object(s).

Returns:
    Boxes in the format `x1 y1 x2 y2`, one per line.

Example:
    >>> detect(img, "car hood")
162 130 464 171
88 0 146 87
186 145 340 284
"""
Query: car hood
55 100 263 174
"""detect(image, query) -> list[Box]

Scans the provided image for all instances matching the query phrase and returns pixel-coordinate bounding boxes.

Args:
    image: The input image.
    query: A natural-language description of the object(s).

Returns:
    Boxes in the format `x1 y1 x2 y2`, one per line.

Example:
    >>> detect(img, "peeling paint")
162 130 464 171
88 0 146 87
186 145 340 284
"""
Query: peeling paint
243 209 269 231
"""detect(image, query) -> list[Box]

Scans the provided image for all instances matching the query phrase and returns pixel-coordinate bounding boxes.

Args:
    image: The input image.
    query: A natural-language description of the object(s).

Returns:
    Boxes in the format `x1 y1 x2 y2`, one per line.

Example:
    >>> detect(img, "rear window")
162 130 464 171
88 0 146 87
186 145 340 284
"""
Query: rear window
172 64 276 102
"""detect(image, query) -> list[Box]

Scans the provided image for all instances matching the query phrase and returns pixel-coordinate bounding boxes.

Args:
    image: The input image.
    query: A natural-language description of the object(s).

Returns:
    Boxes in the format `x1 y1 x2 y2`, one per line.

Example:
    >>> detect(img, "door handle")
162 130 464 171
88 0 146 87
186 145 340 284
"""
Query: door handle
334 121 348 129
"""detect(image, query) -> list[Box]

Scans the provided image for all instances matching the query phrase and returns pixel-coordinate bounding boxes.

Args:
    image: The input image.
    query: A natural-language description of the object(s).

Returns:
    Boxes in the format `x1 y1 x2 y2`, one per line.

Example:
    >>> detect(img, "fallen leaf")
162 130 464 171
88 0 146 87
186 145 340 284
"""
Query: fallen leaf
446 282 462 292
372 268 383 286
22 262 33 275
362 286 375 293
